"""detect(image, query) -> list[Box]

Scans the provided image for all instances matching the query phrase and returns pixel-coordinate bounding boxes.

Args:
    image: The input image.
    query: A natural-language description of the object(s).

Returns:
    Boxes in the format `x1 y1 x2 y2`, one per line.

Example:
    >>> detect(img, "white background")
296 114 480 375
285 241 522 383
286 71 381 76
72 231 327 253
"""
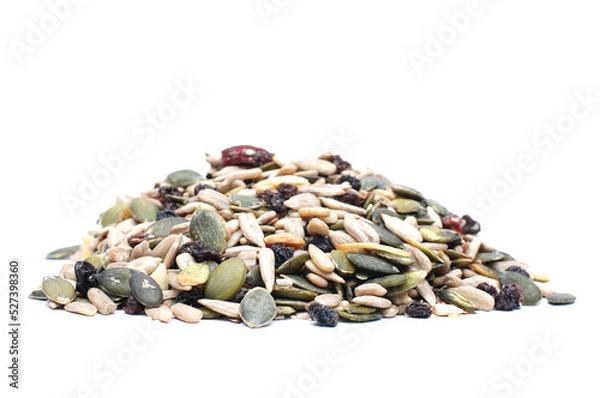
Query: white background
1 1 599 397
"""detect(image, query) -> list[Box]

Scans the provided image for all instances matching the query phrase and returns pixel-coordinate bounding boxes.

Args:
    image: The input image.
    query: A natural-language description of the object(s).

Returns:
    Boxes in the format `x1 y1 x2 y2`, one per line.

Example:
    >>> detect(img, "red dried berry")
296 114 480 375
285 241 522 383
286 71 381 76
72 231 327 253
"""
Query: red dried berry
221 145 273 167
442 214 463 233
127 232 151 248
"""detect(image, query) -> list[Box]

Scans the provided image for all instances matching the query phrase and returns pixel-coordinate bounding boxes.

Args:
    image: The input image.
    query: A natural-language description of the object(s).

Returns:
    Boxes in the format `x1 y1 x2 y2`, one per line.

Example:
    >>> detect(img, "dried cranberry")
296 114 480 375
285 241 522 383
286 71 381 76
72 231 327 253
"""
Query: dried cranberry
260 190 287 213
476 282 499 299
461 214 481 235
271 244 294 268
305 234 334 253
74 260 100 294
276 183 298 200
331 154 352 173
505 266 530 279
335 191 363 207
221 145 273 167
158 186 183 211
127 232 152 248
178 241 222 263
123 296 145 315
442 214 463 233
156 209 178 220
405 301 432 318
193 184 219 196
306 302 339 327
337 175 361 191
495 284 524 310
174 288 204 308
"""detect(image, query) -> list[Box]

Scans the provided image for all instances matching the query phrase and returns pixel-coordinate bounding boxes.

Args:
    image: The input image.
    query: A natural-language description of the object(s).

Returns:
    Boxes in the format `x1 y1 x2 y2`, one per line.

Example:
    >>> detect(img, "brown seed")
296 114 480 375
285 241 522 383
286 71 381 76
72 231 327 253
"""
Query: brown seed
306 218 330 236
354 283 387 297
145 305 173 323
171 303 203 323
87 288 117 315
64 301 97 316
352 295 392 309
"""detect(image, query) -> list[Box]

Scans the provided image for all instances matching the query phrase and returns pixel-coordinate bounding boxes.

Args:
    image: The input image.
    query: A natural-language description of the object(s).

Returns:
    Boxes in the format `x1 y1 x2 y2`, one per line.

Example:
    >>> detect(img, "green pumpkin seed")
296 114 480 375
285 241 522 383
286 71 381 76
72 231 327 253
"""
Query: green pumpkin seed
373 251 415 267
42 276 76 305
129 270 163 308
240 287 277 328
230 194 263 209
46 245 80 260
148 217 188 237
424 198 450 217
29 287 48 300
347 254 400 275
547 293 576 305
391 185 425 201
330 250 356 276
98 267 133 297
276 253 309 275
419 227 462 244
476 251 506 263
370 207 399 226
392 198 423 214
343 303 377 314
336 310 382 322
271 285 318 301
406 241 443 263
361 175 383 191
499 271 542 306
437 289 478 313
245 265 264 287
130 197 159 222
371 223 404 247
365 273 410 288
177 262 210 286
189 209 227 253
281 274 332 294
100 202 129 227
204 258 246 301
470 262 499 279
276 306 296 316
200 307 222 319
274 299 311 311
166 169 204 187
84 253 109 269
386 270 427 297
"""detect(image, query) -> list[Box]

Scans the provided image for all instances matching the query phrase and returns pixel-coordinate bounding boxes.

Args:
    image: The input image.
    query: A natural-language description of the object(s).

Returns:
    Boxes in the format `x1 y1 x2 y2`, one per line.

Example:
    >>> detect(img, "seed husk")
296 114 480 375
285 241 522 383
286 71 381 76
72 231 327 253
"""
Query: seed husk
42 276 76 305
547 293 576 305
130 197 160 222
240 287 277 328
204 258 247 301
499 271 542 306
189 208 228 253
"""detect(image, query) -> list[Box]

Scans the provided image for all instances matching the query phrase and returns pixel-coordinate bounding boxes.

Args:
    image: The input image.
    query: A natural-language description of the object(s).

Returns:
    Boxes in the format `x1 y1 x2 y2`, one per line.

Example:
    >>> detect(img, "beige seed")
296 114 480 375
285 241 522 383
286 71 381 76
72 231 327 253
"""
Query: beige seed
175 252 196 270
432 303 464 317
314 294 343 308
380 304 400 318
197 189 230 210
382 213 422 244
283 193 321 210
306 272 329 288
145 305 173 323
304 260 346 284
171 303 203 323
389 292 413 306
320 197 367 215
167 270 192 291
169 222 190 235
197 299 241 319
174 202 201 216
298 207 331 219
238 213 265 248
87 288 117 315
307 218 330 236
352 295 392 309
461 275 501 291
259 247 276 293
64 301 97 316
264 232 306 249
299 183 347 196
416 279 437 307
128 256 161 274
106 246 131 262
464 237 482 260
354 283 387 297
308 244 336 273
59 263 76 281
328 230 357 247
162 290 180 301
343 215 379 244
47 300 62 310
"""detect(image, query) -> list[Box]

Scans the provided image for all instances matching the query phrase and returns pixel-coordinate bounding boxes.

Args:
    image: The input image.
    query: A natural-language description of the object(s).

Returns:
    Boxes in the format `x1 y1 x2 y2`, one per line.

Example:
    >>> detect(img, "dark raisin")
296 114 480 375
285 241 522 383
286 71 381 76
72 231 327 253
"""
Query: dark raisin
123 296 145 315
156 209 178 220
495 283 524 311
74 260 100 295
461 214 481 235
442 214 463 233
505 266 531 279
405 301 432 318
221 145 273 167
158 186 183 211
127 232 152 248
174 288 204 308
337 175 361 191
259 190 287 213
335 191 363 207
476 282 499 299
331 154 352 173
178 241 222 263
306 302 339 327
271 244 294 268
193 184 219 196
305 234 334 253
231 287 250 303
276 183 298 200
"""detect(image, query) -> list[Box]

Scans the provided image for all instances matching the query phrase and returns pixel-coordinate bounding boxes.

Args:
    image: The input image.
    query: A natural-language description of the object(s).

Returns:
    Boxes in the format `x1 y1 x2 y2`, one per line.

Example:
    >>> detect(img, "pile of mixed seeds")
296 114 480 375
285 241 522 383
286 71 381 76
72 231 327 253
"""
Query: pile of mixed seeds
34 145 575 327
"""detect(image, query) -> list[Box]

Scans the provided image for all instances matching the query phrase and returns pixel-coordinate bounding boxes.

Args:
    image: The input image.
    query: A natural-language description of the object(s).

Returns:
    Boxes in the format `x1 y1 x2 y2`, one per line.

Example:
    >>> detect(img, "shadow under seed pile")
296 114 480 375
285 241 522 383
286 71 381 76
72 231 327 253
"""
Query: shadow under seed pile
36 144 576 327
